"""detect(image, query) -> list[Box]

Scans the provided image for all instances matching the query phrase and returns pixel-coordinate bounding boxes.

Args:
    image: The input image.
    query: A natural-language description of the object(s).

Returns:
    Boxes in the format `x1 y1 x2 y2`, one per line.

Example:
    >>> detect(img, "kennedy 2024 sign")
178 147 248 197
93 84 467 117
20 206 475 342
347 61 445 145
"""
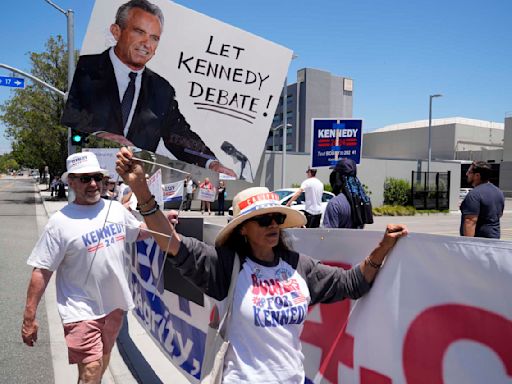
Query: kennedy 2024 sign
311 119 362 167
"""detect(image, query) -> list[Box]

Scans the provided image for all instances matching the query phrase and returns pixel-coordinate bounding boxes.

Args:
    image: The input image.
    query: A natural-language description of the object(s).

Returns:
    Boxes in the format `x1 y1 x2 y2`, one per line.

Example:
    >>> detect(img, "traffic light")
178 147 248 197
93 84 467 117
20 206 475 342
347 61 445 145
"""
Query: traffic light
70 129 87 146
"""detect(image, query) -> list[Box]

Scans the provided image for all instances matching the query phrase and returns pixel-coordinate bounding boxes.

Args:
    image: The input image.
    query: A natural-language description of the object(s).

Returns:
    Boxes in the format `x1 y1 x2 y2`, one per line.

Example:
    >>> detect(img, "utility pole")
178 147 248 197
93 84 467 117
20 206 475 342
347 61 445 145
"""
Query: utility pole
45 0 75 156
428 94 443 174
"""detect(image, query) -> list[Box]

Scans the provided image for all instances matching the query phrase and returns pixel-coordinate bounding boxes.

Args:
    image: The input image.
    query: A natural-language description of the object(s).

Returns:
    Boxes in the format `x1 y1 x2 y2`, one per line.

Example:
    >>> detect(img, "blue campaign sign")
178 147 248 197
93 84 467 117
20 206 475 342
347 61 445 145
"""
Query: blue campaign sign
311 118 363 167
0 76 25 88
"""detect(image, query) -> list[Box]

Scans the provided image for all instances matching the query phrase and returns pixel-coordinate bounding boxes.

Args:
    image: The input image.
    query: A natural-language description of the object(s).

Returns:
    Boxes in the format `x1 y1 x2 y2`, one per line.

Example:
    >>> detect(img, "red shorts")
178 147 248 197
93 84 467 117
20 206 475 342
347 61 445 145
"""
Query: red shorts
63 309 125 364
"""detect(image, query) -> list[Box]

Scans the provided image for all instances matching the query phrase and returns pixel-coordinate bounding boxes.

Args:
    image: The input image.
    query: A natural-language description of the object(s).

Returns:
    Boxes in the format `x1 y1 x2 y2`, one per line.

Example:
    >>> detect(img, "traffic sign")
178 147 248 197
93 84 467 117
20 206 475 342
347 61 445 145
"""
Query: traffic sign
0 76 25 88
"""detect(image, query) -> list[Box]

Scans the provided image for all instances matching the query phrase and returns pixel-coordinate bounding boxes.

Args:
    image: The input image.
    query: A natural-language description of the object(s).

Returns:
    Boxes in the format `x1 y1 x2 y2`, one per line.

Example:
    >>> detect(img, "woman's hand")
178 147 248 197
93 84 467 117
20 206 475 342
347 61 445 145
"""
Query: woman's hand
361 224 408 283
116 147 146 189
381 224 408 249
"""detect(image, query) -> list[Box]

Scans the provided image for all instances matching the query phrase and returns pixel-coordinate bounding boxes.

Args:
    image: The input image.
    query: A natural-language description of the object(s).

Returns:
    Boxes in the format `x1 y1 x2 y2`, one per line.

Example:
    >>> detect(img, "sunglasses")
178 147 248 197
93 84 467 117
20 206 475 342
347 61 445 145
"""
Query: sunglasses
249 213 287 227
70 174 104 183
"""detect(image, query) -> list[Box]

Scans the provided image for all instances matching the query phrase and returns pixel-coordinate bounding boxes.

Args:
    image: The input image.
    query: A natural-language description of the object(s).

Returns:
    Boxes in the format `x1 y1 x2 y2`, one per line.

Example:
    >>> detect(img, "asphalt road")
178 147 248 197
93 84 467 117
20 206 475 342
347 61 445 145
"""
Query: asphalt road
0 176 54 384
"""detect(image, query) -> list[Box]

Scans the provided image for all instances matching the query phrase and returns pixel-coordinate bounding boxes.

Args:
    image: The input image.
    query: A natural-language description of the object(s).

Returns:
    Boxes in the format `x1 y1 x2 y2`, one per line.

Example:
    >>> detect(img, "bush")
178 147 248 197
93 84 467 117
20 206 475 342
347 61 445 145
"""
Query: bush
373 205 416 216
383 178 411 206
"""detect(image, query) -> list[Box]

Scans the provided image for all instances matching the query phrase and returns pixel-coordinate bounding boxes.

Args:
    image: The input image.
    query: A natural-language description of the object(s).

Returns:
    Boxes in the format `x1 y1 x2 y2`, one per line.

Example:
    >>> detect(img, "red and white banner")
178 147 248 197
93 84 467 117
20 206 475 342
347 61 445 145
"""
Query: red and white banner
131 227 512 383
287 230 512 384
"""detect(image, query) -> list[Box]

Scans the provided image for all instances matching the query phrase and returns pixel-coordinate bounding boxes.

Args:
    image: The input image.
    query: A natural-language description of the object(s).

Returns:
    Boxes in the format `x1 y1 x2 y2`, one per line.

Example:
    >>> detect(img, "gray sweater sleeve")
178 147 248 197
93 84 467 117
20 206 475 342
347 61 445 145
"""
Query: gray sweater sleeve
167 235 236 301
293 252 371 305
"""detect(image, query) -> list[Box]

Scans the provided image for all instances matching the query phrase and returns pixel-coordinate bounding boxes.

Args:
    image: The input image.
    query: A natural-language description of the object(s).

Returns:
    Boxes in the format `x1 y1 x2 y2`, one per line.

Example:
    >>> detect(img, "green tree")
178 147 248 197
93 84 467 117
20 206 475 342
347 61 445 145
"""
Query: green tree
0 35 70 178
0 153 19 173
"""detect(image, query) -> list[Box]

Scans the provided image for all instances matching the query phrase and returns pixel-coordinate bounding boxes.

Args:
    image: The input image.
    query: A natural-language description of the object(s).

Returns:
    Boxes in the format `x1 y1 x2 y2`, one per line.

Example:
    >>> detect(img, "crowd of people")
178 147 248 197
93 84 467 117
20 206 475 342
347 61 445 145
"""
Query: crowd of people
23 146 509 383
22 148 411 383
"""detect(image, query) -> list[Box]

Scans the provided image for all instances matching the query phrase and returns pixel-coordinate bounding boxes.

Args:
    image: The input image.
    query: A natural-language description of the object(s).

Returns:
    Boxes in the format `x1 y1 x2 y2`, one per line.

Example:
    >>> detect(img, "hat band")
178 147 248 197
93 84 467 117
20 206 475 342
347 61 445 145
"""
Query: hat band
238 192 279 210
238 199 281 216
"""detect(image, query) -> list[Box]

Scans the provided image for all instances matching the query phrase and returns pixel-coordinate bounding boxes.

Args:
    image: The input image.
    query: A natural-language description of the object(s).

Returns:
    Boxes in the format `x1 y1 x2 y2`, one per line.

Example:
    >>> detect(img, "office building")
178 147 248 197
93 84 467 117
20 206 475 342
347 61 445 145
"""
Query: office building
267 68 353 153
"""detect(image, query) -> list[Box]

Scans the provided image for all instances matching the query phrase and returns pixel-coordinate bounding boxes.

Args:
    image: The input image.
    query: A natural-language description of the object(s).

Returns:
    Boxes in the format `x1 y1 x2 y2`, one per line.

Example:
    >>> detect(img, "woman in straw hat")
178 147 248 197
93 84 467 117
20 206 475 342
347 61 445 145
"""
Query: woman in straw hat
116 147 407 383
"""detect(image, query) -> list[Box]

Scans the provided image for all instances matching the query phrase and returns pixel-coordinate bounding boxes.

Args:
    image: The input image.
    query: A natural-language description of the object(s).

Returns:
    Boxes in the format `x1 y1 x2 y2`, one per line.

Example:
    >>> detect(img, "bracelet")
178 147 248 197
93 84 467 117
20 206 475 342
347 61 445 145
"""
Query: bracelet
137 194 155 210
365 257 382 269
139 202 159 216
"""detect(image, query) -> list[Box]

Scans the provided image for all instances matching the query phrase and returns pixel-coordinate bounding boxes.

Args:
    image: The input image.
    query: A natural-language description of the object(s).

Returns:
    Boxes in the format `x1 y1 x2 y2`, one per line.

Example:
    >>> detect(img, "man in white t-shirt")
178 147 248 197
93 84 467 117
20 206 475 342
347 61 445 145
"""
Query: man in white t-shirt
21 152 149 384
287 168 324 228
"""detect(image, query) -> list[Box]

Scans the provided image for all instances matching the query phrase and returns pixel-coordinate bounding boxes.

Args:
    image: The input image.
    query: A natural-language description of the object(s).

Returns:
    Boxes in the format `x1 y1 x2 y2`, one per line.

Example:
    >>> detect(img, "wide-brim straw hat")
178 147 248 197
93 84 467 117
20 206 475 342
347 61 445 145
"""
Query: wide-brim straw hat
215 187 306 247
61 152 109 183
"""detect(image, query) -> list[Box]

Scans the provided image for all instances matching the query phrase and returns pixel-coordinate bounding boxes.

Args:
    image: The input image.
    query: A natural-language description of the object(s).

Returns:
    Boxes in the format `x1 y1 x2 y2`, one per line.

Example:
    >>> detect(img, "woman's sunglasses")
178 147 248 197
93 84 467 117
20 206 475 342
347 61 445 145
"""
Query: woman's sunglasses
249 213 287 227
70 174 104 183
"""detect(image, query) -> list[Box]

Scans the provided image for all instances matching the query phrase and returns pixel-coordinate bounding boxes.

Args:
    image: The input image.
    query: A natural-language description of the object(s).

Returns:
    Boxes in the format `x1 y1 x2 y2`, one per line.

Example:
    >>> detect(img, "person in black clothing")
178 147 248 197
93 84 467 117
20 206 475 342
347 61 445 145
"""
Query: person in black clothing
216 181 226 215
460 161 504 238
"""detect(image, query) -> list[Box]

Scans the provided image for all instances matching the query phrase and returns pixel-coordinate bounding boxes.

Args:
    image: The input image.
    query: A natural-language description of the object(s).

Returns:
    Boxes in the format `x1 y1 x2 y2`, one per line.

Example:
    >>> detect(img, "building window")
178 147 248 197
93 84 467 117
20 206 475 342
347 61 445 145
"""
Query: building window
286 144 293 150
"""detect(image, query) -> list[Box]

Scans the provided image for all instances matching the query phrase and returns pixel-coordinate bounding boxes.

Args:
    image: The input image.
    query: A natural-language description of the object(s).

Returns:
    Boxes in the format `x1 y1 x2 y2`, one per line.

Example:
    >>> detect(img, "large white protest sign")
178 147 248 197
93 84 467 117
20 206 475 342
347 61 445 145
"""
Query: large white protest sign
129 226 512 383
65 0 292 182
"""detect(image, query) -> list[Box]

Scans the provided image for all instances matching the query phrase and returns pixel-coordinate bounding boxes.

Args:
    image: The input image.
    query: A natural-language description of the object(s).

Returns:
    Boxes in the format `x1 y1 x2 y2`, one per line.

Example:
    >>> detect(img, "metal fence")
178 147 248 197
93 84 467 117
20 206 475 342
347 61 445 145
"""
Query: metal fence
411 171 451 210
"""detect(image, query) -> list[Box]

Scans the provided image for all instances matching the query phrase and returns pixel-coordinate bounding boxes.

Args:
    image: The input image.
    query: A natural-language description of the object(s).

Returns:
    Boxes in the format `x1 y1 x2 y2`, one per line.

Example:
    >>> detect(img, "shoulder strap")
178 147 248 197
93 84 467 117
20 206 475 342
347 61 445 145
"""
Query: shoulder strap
218 253 240 337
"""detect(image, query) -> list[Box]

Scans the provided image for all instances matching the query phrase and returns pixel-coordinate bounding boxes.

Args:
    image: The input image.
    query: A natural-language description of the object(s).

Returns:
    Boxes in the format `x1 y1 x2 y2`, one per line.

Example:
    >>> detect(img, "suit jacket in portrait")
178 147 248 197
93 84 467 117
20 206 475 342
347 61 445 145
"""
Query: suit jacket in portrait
61 49 215 168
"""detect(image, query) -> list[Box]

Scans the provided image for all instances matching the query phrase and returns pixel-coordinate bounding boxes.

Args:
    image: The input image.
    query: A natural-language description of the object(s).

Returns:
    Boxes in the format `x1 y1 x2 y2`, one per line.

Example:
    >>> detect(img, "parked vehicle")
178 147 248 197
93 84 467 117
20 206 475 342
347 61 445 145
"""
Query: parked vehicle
228 188 335 224
459 188 472 201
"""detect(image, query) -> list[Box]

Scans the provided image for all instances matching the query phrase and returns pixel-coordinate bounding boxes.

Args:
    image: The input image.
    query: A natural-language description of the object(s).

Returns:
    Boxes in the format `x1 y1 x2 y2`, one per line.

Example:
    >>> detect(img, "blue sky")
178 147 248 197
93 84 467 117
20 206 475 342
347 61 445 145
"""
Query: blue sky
1 0 511 154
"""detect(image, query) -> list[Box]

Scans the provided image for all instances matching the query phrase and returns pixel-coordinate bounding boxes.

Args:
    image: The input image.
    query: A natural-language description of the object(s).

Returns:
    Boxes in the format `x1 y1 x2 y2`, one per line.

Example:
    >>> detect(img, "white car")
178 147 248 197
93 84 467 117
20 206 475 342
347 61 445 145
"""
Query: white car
228 188 335 224
459 188 472 201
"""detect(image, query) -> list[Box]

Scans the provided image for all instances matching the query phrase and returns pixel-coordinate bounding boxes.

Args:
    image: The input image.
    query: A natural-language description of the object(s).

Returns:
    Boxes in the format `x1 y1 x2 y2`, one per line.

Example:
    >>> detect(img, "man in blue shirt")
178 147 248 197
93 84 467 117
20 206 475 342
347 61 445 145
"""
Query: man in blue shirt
460 161 504 239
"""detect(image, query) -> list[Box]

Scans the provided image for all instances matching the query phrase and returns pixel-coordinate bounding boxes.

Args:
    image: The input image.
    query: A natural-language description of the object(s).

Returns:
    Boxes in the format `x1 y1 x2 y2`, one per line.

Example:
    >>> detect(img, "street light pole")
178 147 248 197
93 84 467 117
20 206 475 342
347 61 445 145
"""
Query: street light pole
427 94 442 174
281 76 288 189
281 54 298 189
45 0 75 156
272 123 291 151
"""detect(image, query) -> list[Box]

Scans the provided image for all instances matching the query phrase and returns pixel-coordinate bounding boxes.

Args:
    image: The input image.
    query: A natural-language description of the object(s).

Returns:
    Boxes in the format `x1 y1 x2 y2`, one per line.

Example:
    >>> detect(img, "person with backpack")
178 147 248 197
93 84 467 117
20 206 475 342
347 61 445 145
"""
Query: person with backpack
323 182 352 229
326 158 373 229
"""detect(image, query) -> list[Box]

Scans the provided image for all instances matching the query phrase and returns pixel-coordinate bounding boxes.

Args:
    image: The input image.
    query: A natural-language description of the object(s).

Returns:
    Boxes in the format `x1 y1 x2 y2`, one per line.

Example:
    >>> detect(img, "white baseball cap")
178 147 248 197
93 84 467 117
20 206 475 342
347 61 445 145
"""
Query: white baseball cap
61 152 109 183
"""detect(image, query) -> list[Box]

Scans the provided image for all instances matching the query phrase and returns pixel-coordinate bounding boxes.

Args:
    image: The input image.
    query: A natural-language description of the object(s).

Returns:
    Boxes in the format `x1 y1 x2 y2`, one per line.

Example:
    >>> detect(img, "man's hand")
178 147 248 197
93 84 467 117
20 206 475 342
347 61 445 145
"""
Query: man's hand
286 190 302 207
22 318 39 347
208 161 237 178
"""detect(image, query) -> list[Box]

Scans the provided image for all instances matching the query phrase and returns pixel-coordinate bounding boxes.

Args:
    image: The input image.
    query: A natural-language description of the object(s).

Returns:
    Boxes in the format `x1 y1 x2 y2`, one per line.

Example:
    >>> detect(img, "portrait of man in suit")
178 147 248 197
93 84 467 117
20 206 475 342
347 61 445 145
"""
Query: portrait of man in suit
61 0 236 177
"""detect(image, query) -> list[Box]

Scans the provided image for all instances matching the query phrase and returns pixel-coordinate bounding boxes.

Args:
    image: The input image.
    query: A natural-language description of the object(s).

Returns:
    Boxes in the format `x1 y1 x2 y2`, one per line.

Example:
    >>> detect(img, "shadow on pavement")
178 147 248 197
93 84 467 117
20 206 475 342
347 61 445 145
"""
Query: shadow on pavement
116 315 163 384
